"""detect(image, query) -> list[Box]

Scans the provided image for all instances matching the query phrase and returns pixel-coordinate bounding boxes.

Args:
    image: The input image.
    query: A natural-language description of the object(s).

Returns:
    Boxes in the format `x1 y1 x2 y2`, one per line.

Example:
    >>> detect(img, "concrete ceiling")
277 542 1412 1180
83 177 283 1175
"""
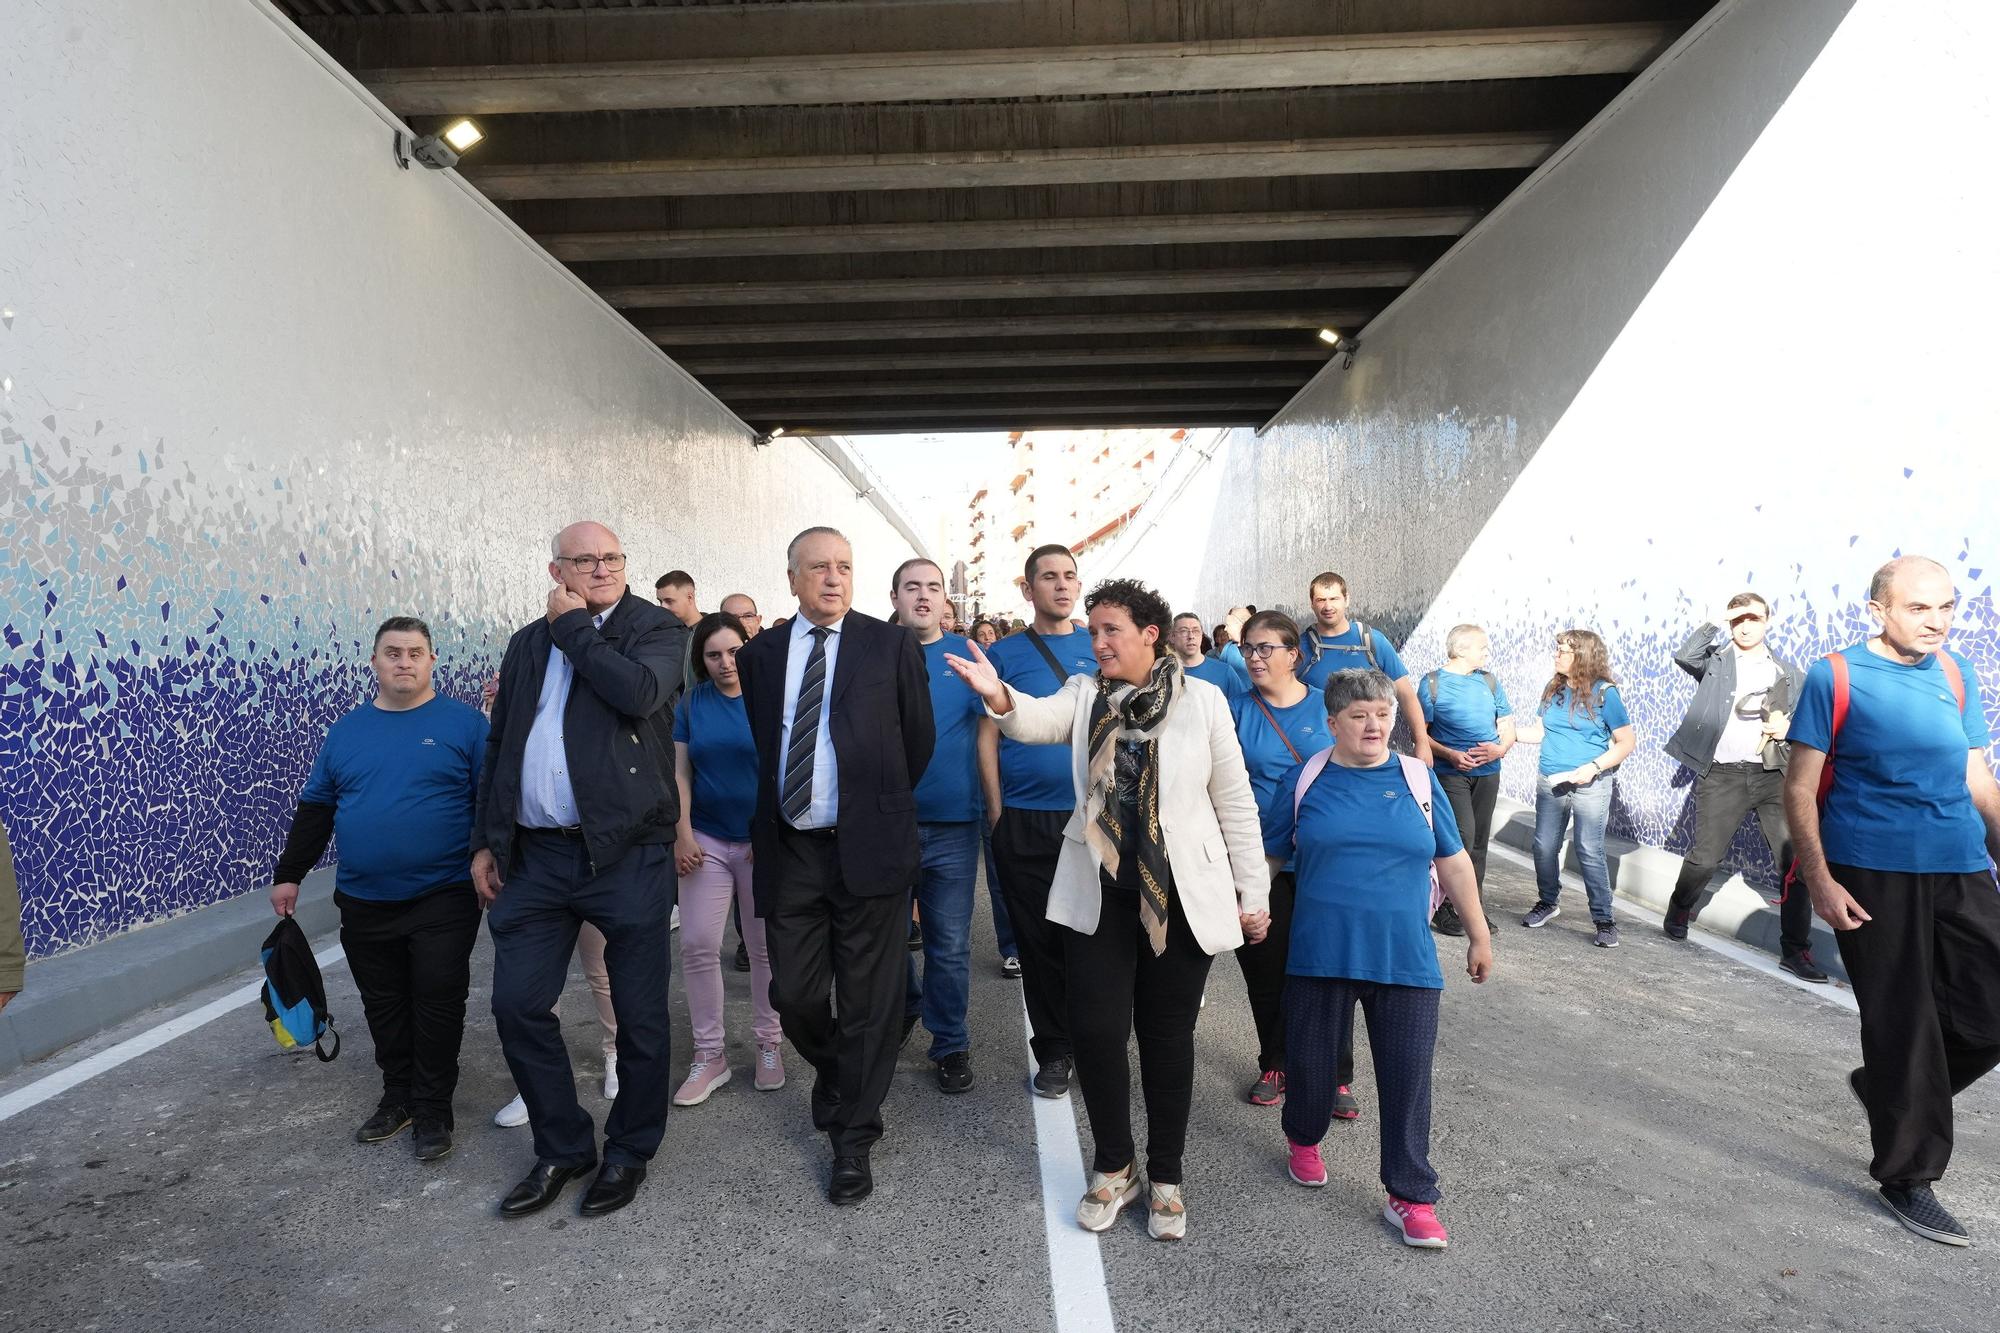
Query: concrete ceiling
278 0 1711 435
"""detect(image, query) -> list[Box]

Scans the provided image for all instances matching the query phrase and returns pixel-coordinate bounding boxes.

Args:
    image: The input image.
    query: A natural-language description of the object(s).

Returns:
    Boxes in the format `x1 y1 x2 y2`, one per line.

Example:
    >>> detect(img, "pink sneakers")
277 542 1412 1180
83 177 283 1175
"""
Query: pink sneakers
1384 1195 1448 1248
672 1053 733 1106
1286 1140 1326 1188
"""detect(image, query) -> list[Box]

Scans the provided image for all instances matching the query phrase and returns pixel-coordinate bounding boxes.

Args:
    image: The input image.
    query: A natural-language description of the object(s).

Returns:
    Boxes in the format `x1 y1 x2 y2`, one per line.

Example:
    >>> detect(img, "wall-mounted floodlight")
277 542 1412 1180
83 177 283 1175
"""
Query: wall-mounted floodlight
753 426 788 447
1318 327 1342 346
396 118 485 171
1318 327 1359 368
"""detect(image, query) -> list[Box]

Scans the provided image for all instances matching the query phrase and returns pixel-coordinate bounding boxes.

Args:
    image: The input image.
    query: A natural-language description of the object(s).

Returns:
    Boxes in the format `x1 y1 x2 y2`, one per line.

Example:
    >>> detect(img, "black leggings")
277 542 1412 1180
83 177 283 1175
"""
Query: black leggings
1435 769 1500 892
1064 881 1213 1184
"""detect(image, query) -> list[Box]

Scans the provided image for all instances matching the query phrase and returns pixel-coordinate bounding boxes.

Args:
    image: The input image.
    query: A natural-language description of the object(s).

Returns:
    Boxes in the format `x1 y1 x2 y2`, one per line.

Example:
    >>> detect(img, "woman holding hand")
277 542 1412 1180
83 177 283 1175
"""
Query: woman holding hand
1262 667 1492 1249
947 578 1269 1243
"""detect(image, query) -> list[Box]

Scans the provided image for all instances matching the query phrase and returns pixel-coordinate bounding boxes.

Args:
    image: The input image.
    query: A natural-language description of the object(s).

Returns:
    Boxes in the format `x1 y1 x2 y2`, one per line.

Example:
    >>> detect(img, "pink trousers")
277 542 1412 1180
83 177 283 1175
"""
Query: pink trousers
562 923 617 1059
679 830 780 1055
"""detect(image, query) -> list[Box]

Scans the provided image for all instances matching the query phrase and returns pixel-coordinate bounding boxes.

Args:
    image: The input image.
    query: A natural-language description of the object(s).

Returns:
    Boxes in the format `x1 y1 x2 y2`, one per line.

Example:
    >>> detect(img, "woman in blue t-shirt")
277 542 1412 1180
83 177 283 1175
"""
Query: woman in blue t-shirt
670 613 784 1106
1417 623 1516 936
1261 668 1490 1250
1511 629 1638 948
1228 611 1354 1115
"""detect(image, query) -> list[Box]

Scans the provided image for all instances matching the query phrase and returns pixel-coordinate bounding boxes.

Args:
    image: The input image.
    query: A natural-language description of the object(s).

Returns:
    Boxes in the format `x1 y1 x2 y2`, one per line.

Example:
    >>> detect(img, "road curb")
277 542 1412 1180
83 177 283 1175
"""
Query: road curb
1490 795 1848 983
0 869 340 1076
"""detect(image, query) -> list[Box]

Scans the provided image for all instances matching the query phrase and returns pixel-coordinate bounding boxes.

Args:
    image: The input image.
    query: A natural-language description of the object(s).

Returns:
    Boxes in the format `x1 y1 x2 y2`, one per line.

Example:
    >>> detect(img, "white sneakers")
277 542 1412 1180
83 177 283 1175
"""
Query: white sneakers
603 1058 620 1101
1076 1163 1141 1232
492 1094 529 1128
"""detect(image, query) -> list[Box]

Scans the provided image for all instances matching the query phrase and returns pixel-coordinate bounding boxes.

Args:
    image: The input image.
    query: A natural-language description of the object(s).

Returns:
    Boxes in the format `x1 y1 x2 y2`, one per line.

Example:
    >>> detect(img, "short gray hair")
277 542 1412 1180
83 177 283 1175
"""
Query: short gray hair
787 525 850 574
1321 667 1398 716
1444 623 1486 660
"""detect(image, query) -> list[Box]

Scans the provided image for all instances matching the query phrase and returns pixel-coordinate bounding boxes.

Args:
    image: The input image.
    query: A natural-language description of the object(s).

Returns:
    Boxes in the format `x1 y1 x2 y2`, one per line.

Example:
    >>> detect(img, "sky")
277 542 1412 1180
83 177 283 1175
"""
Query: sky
842 432 1016 525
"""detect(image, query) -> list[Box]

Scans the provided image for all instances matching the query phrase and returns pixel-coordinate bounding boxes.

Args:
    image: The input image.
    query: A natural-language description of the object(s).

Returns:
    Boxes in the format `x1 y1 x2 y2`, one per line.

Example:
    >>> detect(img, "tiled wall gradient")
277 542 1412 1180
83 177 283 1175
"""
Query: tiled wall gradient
0 0 918 959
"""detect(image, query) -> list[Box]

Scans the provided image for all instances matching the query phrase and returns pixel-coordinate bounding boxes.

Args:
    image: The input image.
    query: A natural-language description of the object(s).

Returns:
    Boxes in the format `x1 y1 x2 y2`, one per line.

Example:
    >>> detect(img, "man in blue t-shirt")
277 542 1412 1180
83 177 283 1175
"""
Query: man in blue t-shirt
1170 611 1250 695
1785 556 2000 1247
891 558 984 1094
979 544 1096 1098
271 616 488 1163
1299 572 1433 765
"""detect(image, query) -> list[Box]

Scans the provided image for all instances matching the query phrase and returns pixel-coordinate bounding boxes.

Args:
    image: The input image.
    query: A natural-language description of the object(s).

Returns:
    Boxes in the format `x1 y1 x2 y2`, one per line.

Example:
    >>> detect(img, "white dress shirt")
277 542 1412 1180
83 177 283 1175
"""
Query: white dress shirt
518 604 613 828
778 610 844 829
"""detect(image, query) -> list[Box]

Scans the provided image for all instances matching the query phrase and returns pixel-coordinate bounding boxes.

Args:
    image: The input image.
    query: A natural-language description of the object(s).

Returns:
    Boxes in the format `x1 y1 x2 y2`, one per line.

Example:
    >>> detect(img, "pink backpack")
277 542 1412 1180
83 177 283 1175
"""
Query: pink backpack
1293 749 1445 913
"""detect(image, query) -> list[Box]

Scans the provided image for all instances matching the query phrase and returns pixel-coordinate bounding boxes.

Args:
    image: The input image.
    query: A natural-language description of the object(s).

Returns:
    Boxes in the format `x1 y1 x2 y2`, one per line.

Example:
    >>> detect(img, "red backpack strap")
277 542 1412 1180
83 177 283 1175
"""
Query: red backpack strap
1814 652 1850 807
1938 651 1967 713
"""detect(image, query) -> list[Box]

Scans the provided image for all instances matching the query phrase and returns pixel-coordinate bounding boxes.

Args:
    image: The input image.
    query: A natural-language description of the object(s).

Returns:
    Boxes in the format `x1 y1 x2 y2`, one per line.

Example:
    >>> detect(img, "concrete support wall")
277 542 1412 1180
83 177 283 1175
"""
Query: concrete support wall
1104 0 2000 887
0 0 918 958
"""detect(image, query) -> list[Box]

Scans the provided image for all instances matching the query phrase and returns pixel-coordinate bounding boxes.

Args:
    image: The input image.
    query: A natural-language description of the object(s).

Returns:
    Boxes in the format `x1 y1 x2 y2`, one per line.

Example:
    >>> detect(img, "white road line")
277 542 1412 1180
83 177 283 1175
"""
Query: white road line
0 944 349 1123
1022 997 1117 1333
1486 843 1859 1014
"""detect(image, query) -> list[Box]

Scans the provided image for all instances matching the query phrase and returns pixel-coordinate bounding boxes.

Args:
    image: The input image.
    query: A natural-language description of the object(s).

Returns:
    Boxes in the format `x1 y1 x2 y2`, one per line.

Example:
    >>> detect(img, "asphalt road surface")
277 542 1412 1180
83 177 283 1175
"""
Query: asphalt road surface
3 856 1996 1332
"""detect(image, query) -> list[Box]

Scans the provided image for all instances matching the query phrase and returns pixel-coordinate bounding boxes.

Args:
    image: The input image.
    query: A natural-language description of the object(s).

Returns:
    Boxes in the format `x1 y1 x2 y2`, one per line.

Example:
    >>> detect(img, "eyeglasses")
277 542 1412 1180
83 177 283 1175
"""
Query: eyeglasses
557 553 627 573
1244 642 1296 660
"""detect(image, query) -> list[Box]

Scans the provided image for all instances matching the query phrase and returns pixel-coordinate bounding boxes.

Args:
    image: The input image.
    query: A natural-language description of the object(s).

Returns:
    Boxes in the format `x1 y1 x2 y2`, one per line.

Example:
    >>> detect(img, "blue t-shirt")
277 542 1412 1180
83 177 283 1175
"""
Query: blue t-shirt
1185 653 1250 696
672 681 757 842
1420 669 1514 778
1789 643 1991 873
916 634 983 823
1537 684 1631 776
1260 754 1463 988
1232 689 1330 871
1301 623 1409 691
988 628 1098 811
301 695 487 902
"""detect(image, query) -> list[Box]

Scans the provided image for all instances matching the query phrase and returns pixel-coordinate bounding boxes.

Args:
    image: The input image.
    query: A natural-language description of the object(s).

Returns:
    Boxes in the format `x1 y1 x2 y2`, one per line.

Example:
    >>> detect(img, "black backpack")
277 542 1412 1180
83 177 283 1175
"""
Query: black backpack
260 916 339 1062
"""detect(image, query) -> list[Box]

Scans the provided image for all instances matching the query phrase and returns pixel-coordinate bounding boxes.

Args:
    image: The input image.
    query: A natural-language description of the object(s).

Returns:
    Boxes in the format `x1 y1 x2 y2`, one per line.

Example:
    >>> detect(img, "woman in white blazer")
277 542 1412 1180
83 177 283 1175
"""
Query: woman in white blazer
948 578 1269 1243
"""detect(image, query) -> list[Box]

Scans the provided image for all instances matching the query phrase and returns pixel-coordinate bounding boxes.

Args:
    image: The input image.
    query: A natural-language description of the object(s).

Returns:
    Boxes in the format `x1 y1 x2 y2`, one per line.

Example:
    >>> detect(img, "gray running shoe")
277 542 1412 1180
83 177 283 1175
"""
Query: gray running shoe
1593 921 1621 948
1880 1184 1970 1246
1522 903 1560 929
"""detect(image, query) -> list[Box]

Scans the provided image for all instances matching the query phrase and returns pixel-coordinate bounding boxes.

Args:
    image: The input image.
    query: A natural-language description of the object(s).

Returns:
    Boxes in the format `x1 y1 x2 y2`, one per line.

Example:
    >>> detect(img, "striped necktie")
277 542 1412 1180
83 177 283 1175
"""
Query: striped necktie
780 625 831 825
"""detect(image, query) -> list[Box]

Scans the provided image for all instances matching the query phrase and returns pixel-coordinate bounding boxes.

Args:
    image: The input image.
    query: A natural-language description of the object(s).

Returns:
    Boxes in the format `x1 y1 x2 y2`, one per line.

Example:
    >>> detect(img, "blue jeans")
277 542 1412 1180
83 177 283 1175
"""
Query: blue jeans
1532 773 1616 922
902 822 979 1060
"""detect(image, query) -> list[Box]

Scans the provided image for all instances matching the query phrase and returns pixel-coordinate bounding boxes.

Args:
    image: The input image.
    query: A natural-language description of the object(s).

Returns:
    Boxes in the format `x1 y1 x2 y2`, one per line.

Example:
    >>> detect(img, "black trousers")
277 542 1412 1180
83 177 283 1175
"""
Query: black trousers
763 824 909 1157
992 807 1072 1065
1065 880 1213 1184
1832 863 2000 1186
1436 770 1500 891
488 830 676 1169
1667 762 1812 956
336 885 480 1126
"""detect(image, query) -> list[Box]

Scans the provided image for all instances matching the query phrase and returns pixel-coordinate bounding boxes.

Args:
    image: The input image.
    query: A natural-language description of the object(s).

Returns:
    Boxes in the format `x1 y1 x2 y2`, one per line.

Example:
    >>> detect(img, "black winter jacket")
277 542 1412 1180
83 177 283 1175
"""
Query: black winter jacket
473 590 688 877
1664 623 1802 779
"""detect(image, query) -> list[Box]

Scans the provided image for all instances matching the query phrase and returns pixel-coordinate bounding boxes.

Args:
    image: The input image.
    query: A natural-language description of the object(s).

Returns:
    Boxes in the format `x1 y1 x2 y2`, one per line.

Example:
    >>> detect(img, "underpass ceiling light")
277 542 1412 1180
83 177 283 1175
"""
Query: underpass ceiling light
1317 327 1343 347
754 426 788 447
396 118 485 171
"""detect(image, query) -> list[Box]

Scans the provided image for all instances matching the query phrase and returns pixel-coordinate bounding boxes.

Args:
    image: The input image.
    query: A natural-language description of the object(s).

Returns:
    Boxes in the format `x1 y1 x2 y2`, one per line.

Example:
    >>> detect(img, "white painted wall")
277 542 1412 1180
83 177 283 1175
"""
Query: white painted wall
0 0 924 953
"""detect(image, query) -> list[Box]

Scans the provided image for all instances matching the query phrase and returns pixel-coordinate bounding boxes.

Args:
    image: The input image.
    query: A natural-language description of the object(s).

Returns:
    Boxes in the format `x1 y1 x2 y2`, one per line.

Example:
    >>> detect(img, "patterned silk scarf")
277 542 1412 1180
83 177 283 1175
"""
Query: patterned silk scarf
1083 654 1182 955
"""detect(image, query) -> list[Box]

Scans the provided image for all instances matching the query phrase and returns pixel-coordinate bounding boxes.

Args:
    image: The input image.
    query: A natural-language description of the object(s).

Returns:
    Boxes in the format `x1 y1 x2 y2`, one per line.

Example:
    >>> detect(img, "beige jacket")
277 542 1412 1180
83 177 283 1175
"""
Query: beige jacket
991 672 1269 955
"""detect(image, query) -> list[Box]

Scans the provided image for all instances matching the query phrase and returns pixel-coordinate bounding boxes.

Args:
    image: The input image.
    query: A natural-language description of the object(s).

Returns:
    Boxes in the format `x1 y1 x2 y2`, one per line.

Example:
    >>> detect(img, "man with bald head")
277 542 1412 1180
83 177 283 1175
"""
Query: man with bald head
736 526 934 1205
473 521 690 1220
1787 555 2000 1246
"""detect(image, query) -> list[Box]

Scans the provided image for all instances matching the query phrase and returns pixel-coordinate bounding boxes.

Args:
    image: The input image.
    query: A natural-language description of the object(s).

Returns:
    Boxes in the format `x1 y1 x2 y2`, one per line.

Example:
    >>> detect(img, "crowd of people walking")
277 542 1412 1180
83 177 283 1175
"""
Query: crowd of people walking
270 528 2000 1250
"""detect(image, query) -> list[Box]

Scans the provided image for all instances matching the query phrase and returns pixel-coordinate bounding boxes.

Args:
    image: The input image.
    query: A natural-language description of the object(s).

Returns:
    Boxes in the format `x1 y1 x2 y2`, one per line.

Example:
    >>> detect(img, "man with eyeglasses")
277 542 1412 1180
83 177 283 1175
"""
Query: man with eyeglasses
474 522 689 1221
1662 592 1824 981
720 593 763 639
1170 611 1250 695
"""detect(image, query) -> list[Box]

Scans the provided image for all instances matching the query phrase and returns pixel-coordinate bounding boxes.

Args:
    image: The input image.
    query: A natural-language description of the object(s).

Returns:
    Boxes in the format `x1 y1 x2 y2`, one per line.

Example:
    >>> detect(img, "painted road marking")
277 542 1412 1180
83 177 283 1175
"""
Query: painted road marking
1022 995 1117 1333
0 944 348 1123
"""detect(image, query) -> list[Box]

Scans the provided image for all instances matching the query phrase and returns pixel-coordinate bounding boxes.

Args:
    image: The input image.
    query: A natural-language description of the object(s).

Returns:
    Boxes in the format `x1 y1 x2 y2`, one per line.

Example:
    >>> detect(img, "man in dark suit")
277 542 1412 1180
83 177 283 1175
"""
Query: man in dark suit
472 520 687 1220
737 526 934 1205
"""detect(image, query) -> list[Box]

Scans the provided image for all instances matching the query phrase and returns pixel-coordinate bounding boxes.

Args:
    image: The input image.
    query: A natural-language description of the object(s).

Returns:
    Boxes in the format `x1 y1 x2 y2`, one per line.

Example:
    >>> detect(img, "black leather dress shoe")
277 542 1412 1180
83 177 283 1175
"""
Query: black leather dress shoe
580 1163 647 1217
499 1161 594 1218
828 1155 873 1206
